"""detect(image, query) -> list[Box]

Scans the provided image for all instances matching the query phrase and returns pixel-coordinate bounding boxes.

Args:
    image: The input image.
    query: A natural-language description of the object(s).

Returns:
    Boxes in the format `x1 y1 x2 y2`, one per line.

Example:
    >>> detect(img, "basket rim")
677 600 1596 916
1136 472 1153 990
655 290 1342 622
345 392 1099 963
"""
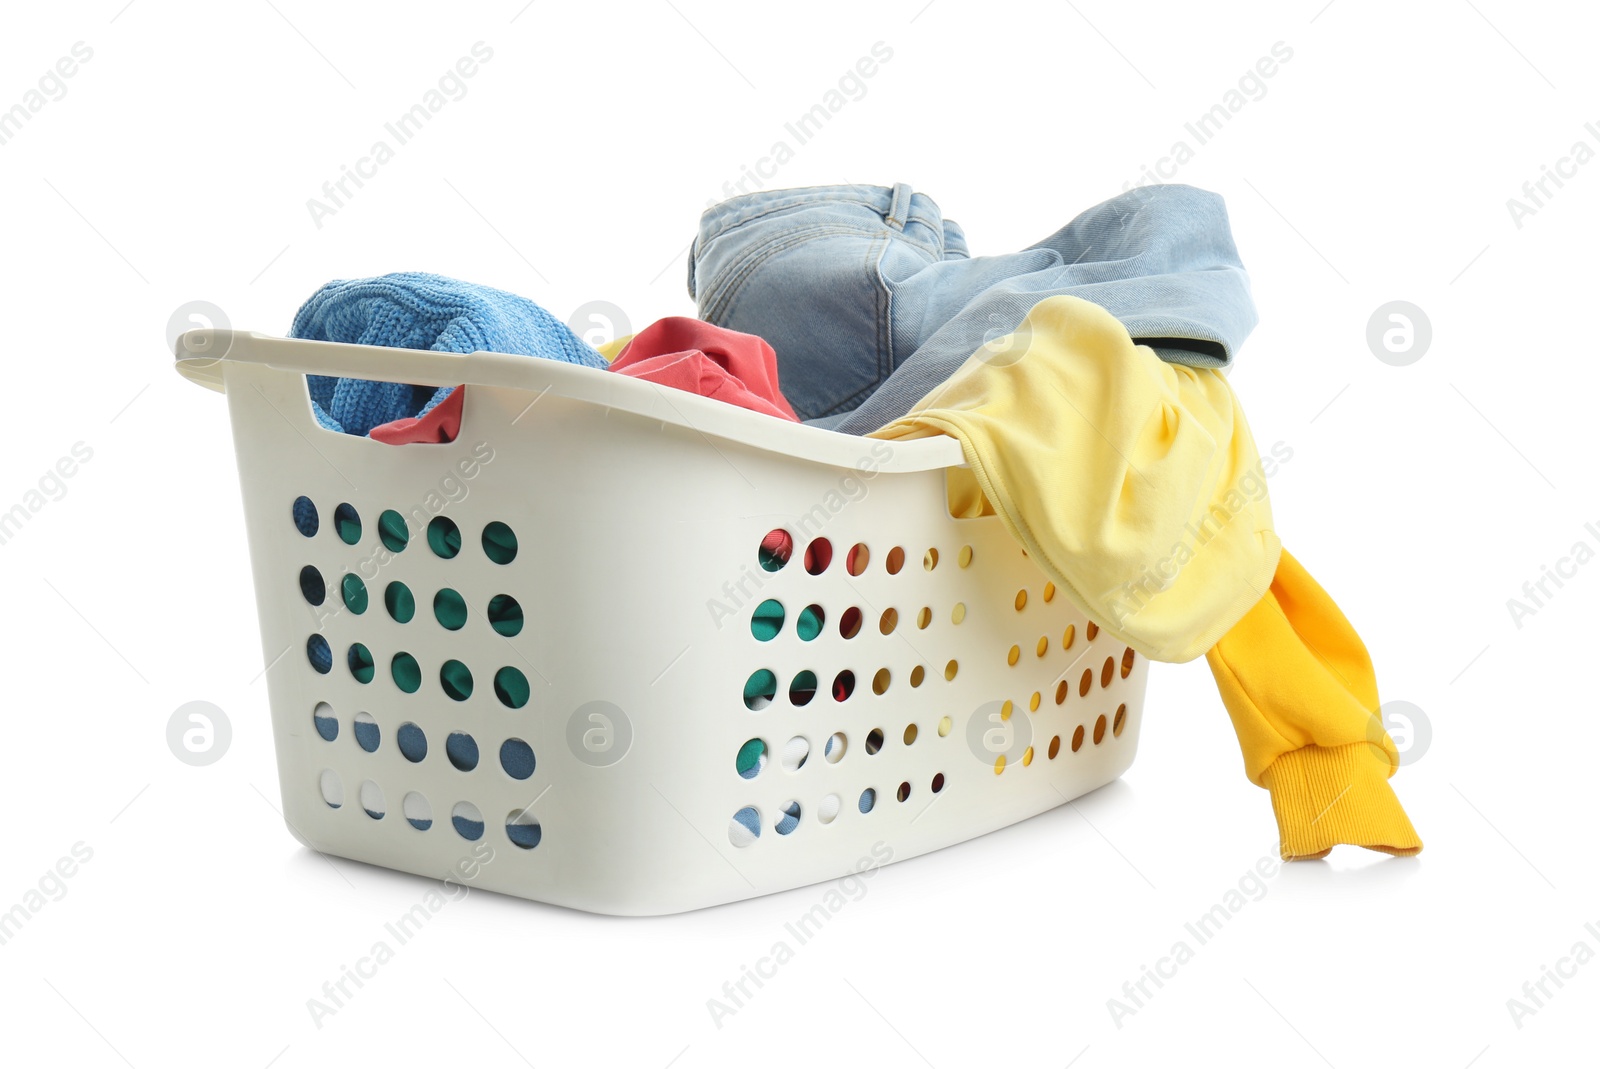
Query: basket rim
176 329 966 474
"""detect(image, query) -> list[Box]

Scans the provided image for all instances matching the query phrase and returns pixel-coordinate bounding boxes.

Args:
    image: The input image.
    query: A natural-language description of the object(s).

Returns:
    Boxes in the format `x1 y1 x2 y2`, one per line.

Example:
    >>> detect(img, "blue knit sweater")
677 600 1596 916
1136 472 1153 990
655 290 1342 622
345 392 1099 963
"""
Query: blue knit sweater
289 272 608 435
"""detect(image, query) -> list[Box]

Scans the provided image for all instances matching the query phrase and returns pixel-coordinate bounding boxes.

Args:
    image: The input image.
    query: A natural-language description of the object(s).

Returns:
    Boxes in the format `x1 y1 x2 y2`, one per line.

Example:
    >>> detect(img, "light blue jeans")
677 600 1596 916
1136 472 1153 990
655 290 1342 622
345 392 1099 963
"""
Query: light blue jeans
686 183 1258 431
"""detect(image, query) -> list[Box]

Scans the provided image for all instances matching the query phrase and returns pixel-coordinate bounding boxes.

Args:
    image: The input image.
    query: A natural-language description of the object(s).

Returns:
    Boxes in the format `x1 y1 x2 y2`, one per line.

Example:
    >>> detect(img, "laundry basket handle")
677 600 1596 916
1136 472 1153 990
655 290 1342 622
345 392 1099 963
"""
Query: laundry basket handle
172 328 968 474
174 329 475 393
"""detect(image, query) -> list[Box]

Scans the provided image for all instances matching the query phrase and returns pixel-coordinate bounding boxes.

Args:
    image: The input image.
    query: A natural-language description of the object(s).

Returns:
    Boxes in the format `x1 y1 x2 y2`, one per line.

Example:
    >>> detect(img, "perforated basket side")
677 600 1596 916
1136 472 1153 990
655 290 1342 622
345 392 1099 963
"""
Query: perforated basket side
208 336 1147 915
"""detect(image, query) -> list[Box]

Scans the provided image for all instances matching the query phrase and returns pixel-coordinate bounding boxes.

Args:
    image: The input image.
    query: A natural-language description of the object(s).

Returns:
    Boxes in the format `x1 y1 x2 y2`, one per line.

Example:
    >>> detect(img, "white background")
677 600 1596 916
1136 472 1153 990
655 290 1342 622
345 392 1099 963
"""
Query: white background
1 0 1595 1065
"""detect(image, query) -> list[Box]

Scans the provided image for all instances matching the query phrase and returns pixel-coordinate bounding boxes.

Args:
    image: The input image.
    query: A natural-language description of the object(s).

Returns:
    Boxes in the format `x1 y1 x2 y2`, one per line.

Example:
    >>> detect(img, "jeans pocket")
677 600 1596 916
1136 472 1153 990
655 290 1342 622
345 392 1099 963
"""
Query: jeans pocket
698 224 896 422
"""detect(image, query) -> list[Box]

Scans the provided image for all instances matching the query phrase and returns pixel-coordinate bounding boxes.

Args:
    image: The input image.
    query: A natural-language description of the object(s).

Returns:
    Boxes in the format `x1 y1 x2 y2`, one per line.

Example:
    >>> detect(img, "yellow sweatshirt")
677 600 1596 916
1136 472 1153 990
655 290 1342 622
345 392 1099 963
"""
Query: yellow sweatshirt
871 295 1280 664
596 334 634 362
868 295 1421 859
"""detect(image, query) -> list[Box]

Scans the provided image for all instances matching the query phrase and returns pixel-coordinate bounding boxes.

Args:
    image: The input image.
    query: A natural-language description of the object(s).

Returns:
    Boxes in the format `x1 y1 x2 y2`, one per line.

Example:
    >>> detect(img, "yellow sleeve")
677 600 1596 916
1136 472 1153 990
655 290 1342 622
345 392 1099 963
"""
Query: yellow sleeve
1206 549 1422 859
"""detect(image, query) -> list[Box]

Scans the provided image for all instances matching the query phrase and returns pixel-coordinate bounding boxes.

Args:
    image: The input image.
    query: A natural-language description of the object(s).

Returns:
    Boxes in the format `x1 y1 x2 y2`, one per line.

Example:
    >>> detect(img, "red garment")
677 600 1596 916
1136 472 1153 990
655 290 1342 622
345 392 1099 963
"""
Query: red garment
369 317 798 444
369 386 464 444
610 317 799 421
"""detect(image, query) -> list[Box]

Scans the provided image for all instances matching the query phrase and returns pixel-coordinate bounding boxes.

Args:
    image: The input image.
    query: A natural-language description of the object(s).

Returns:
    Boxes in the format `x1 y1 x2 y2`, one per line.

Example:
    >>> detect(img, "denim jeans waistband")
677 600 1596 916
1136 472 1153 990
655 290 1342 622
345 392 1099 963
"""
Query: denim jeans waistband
688 183 955 299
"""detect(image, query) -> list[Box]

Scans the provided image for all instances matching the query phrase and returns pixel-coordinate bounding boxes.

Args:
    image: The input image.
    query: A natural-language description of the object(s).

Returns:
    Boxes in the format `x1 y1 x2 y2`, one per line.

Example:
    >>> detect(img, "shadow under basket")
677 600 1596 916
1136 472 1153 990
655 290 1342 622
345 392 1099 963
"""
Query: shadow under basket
175 328 1149 915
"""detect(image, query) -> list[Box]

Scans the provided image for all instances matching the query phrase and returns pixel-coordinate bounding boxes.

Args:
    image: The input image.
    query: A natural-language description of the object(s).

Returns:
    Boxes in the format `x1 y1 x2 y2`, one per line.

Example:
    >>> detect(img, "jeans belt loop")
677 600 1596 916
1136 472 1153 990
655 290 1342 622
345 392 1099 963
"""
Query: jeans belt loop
886 182 913 231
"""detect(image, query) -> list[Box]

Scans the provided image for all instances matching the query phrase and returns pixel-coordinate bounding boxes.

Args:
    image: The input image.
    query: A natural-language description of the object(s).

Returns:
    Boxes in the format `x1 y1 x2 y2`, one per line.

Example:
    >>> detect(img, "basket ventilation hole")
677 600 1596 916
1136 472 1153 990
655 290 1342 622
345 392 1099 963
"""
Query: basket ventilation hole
818 793 842 824
1063 624 1076 650
1072 725 1086 752
744 669 778 710
759 529 793 572
347 643 374 684
788 670 818 706
886 546 906 574
751 599 784 641
499 738 536 781
1007 645 1020 667
1114 703 1128 737
1036 636 1049 658
951 602 966 625
730 806 762 846
353 712 380 753
858 788 877 814
487 594 523 637
397 722 427 763
494 666 530 709
385 581 416 623
839 607 863 640
937 716 952 737
482 521 518 565
378 509 408 552
293 496 319 537
958 545 973 568
446 731 479 771
932 772 946 793
403 791 432 831
1094 715 1108 745
427 516 461 559
318 769 342 808
805 538 833 575
775 800 801 835
896 781 911 803
1029 692 1041 713
1049 735 1062 759
797 604 825 641
944 659 959 682
781 736 810 772
910 665 927 688
451 801 485 841
846 542 870 576
825 732 847 763
865 728 884 754
1086 621 1100 641
392 652 422 693
924 548 939 571
737 738 769 779
359 780 384 820
1056 680 1069 705
1121 646 1136 678
903 723 918 746
333 503 361 545
917 607 932 630
506 808 541 849
306 634 332 675
440 657 474 701
1022 746 1035 766
879 608 898 635
1043 582 1056 602
313 702 338 741
1101 656 1115 688
434 588 468 630
342 573 368 614
832 670 856 702
872 668 891 696
1077 668 1094 697
298 565 325 606
1015 589 1027 611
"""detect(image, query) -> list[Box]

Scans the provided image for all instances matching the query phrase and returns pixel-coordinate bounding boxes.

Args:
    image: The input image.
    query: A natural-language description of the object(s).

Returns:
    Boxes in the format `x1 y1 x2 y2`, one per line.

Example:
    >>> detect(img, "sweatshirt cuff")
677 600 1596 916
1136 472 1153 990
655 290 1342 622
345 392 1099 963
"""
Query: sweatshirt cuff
1260 742 1423 860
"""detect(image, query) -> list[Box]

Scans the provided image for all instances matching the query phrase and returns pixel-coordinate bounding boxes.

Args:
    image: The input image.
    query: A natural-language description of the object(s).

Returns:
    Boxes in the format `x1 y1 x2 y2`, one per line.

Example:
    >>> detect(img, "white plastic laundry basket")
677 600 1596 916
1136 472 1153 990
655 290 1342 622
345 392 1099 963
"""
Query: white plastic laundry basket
176 328 1149 915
